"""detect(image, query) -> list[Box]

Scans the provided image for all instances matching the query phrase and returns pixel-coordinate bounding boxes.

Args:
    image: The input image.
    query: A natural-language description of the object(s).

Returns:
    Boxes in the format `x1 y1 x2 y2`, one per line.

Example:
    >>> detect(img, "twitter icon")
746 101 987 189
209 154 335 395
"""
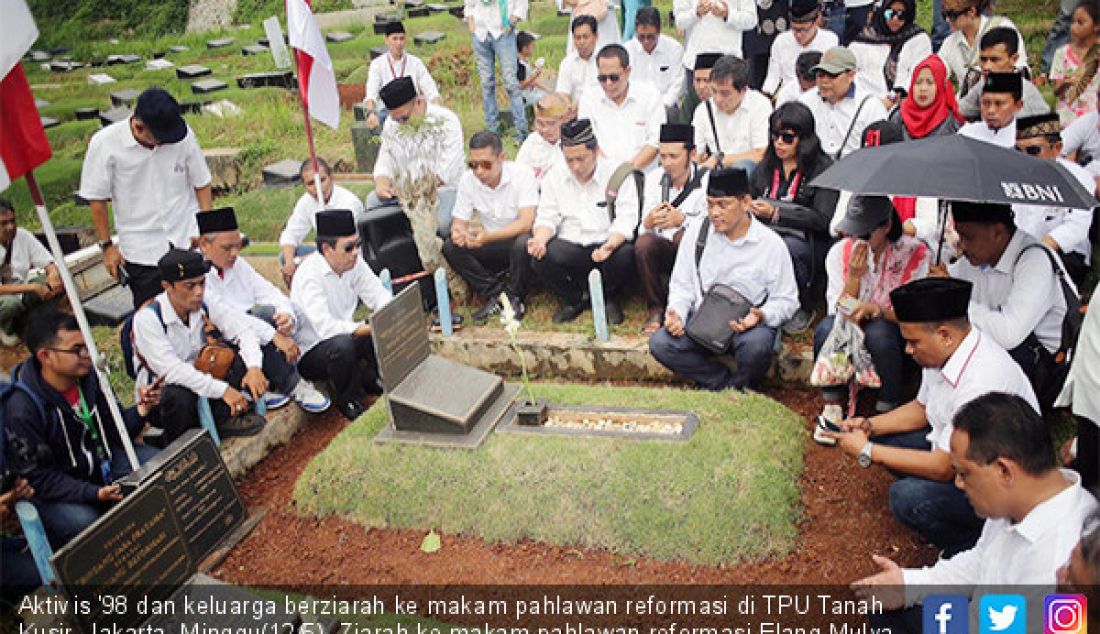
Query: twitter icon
980 595 1027 634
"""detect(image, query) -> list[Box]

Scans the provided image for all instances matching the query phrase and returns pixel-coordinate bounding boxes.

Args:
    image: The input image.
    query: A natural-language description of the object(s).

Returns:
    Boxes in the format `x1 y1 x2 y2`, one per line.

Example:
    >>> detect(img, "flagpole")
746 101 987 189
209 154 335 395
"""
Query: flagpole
288 8 328 209
24 172 140 470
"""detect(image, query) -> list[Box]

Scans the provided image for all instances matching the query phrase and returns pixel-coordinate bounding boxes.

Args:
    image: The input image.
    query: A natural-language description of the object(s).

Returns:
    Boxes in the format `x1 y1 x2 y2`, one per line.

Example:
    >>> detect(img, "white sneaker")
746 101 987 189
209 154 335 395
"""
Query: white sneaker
264 392 291 410
291 381 331 413
813 404 844 447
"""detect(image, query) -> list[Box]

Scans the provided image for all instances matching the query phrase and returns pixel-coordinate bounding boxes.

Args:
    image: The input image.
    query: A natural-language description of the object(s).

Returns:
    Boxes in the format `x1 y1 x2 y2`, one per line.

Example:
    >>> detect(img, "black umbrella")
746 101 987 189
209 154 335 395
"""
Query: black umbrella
810 134 1098 209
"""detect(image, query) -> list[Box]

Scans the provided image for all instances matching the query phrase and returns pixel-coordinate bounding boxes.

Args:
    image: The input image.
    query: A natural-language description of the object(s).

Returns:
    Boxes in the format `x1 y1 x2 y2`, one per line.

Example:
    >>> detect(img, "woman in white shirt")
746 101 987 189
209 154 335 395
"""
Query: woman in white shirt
849 0 931 103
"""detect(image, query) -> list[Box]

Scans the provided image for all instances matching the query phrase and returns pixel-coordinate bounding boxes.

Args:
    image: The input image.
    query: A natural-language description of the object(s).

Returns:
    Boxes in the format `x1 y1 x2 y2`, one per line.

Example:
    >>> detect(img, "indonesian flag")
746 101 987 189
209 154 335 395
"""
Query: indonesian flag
287 0 340 129
0 0 52 192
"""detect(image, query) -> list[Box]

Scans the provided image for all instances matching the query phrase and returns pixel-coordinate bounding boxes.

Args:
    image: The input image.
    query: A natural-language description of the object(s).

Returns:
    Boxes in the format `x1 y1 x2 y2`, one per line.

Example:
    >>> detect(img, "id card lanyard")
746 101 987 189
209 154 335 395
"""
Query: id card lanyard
75 388 111 484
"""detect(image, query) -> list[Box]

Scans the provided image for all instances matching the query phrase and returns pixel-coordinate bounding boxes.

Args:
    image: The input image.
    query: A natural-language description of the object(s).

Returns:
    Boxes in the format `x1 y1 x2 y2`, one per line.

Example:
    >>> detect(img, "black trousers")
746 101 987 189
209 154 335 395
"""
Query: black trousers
124 262 163 308
441 234 532 300
531 239 635 306
297 334 381 407
1078 417 1099 490
156 341 298 445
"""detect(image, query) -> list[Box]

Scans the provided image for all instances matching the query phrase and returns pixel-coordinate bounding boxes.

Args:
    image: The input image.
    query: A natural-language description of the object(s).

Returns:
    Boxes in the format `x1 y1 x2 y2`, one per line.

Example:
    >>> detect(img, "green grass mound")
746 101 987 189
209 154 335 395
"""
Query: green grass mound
294 382 806 566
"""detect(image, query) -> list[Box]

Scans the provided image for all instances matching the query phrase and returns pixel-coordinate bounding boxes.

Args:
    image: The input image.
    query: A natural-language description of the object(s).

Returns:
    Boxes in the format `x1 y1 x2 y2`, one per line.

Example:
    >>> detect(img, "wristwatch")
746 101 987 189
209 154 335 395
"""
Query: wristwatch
98 239 113 251
858 441 874 468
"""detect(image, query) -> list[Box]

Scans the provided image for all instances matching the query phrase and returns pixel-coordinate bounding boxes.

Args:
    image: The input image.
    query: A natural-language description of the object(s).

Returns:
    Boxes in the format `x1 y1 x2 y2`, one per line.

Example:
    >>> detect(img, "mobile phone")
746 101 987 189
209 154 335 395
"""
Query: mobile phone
816 415 843 433
837 295 860 317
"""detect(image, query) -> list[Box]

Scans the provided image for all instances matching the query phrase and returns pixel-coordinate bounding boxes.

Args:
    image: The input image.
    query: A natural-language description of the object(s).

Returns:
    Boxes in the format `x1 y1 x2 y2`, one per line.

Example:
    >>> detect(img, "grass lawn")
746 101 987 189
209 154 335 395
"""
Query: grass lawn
294 382 806 565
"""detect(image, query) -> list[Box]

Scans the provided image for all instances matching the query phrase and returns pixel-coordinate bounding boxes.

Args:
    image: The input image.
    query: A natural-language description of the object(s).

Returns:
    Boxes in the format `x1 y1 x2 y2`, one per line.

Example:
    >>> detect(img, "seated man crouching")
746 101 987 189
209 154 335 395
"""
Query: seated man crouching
649 167 799 391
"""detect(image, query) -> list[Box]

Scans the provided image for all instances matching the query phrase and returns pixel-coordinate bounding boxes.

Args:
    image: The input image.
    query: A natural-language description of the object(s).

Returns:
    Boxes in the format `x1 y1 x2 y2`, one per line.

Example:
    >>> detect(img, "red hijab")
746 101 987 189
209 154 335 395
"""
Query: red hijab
899 55 964 139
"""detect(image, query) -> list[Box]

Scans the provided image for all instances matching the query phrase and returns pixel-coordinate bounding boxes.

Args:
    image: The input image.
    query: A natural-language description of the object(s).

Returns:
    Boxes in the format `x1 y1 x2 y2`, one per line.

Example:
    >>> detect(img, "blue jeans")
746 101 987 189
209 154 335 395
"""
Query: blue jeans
472 30 528 140
930 0 950 51
650 325 777 390
813 315 905 410
33 442 159 550
1040 0 1076 75
781 233 828 311
889 476 982 556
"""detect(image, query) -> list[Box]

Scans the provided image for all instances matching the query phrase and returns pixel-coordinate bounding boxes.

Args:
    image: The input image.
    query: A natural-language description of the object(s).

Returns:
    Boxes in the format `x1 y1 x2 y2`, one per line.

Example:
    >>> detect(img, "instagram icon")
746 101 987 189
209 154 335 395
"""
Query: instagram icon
1045 595 1088 634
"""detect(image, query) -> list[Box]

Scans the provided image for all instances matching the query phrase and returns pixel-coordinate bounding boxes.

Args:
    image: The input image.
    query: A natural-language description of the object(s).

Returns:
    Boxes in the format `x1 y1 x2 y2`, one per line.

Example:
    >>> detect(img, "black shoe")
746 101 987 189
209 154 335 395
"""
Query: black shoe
605 300 624 325
508 295 526 321
217 413 265 438
336 398 368 421
552 302 584 324
431 312 464 331
472 297 504 324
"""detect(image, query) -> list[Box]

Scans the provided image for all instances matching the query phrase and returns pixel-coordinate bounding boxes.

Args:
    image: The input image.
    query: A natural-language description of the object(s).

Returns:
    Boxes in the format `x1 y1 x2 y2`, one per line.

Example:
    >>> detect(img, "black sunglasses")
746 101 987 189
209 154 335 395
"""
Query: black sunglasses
882 7 906 19
770 130 798 144
342 240 362 253
941 8 967 20
597 73 621 83
1015 144 1045 156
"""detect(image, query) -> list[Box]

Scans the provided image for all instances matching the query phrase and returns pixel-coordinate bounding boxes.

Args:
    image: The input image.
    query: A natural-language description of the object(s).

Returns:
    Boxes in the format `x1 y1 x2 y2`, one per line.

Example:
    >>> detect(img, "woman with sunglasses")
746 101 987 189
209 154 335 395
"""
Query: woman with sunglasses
937 0 1028 94
748 101 839 334
848 0 931 105
814 196 929 428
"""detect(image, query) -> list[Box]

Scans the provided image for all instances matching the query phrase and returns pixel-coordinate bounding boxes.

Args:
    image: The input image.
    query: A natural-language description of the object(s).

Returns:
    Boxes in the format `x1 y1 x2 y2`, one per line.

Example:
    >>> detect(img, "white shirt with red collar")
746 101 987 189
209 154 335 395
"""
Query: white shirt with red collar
916 327 1038 452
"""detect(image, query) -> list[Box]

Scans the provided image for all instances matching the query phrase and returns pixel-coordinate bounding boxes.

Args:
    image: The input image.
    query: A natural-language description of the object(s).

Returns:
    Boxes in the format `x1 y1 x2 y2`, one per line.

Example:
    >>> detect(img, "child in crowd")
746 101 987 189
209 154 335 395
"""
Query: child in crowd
518 31 551 107
1052 0 1100 124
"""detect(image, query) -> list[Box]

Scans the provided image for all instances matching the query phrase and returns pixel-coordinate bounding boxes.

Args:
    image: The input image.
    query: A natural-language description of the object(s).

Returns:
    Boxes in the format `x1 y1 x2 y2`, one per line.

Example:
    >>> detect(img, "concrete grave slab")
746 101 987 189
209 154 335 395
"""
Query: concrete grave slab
99 106 131 127
414 31 445 45
179 100 210 115
369 46 388 60
87 73 117 85
30 51 50 62
75 107 98 121
262 159 302 187
448 5 465 18
203 100 243 117
207 38 235 49
326 31 353 43
191 78 229 94
152 51 166 59
106 54 141 65
110 88 142 108
352 122 381 172
177 64 212 79
35 98 49 109
40 116 59 129
242 44 269 56
168 45 190 54
145 58 175 71
237 71 294 89
427 3 449 12
408 6 430 17
49 61 83 72
82 283 133 325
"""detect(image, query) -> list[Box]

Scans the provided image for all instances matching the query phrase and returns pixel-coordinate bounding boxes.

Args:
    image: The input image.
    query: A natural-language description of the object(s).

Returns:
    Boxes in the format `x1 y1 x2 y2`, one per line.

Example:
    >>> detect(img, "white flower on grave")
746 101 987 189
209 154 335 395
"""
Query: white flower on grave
499 293 520 336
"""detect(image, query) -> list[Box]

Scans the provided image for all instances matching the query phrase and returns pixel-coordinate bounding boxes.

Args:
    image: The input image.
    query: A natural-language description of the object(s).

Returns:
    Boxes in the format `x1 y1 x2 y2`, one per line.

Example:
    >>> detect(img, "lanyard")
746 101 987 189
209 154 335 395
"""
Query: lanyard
387 54 407 82
75 387 112 483
769 168 801 202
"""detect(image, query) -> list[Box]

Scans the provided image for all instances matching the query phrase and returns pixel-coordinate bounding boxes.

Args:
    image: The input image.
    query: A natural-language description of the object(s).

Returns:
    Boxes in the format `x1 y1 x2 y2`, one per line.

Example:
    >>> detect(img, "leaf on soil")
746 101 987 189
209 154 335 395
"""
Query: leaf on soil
421 529 441 553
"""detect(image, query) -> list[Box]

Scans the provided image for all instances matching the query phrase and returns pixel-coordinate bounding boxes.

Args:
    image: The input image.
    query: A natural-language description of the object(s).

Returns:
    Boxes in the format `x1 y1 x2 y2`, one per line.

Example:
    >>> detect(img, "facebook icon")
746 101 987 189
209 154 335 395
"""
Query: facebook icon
924 595 969 634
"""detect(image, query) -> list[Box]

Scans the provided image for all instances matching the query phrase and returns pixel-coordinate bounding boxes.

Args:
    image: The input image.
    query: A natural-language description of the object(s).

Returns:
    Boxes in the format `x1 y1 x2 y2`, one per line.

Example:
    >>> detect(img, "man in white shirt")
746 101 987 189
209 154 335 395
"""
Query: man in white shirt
825 278 1039 557
959 71 1023 148
948 201 1070 407
650 168 799 391
465 0 528 141
799 46 888 159
198 208 330 414
1061 106 1100 184
79 88 213 308
528 118 640 325
578 44 664 172
672 0 756 79
278 157 366 287
0 199 61 344
556 16 601 108
368 77 466 236
442 131 538 324
623 7 685 120
853 392 1096 634
362 22 441 130
516 92 570 186
1057 508 1100 593
679 52 723 122
692 55 771 171
775 50 823 106
762 0 838 101
957 27 1050 121
939 2 1029 100
291 209 393 422
133 249 291 445
636 124 709 333
1013 114 1095 287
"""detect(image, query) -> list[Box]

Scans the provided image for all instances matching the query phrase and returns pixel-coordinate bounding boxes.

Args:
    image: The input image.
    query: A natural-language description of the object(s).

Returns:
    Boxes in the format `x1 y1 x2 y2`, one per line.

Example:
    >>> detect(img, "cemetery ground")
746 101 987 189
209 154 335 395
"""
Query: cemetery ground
0 0 1074 604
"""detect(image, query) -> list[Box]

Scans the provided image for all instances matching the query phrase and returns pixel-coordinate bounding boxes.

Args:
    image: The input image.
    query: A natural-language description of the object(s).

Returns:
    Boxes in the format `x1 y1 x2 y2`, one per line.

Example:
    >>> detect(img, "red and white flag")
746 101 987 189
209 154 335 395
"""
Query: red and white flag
287 0 340 129
0 0 52 192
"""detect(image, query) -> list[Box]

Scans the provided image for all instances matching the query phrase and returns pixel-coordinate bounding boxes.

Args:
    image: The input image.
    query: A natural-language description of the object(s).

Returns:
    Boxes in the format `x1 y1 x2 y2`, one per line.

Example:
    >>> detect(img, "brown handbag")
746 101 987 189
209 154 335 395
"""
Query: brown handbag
193 313 236 380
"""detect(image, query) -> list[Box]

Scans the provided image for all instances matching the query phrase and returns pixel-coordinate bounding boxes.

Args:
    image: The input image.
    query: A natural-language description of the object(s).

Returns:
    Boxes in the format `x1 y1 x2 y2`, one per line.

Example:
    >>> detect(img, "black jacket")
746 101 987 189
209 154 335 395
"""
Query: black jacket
750 154 839 240
2 359 144 503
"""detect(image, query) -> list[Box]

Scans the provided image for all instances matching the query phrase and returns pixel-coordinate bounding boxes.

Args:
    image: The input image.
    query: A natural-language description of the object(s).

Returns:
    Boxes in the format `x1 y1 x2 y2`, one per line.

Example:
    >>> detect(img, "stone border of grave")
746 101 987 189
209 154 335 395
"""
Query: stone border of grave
497 403 699 441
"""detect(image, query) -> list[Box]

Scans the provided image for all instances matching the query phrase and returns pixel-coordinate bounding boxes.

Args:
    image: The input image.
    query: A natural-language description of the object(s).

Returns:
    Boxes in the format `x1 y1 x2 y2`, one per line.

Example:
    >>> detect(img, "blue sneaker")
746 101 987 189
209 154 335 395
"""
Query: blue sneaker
291 381 331 413
264 392 291 410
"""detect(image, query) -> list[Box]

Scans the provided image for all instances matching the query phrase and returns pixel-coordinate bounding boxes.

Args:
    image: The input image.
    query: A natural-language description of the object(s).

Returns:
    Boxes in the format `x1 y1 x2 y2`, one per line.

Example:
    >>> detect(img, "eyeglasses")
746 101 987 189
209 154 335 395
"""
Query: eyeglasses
635 32 658 41
882 8 905 19
49 344 91 358
941 8 966 20
467 160 495 170
770 130 798 144
341 240 362 253
1015 144 1046 156
597 73 621 83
